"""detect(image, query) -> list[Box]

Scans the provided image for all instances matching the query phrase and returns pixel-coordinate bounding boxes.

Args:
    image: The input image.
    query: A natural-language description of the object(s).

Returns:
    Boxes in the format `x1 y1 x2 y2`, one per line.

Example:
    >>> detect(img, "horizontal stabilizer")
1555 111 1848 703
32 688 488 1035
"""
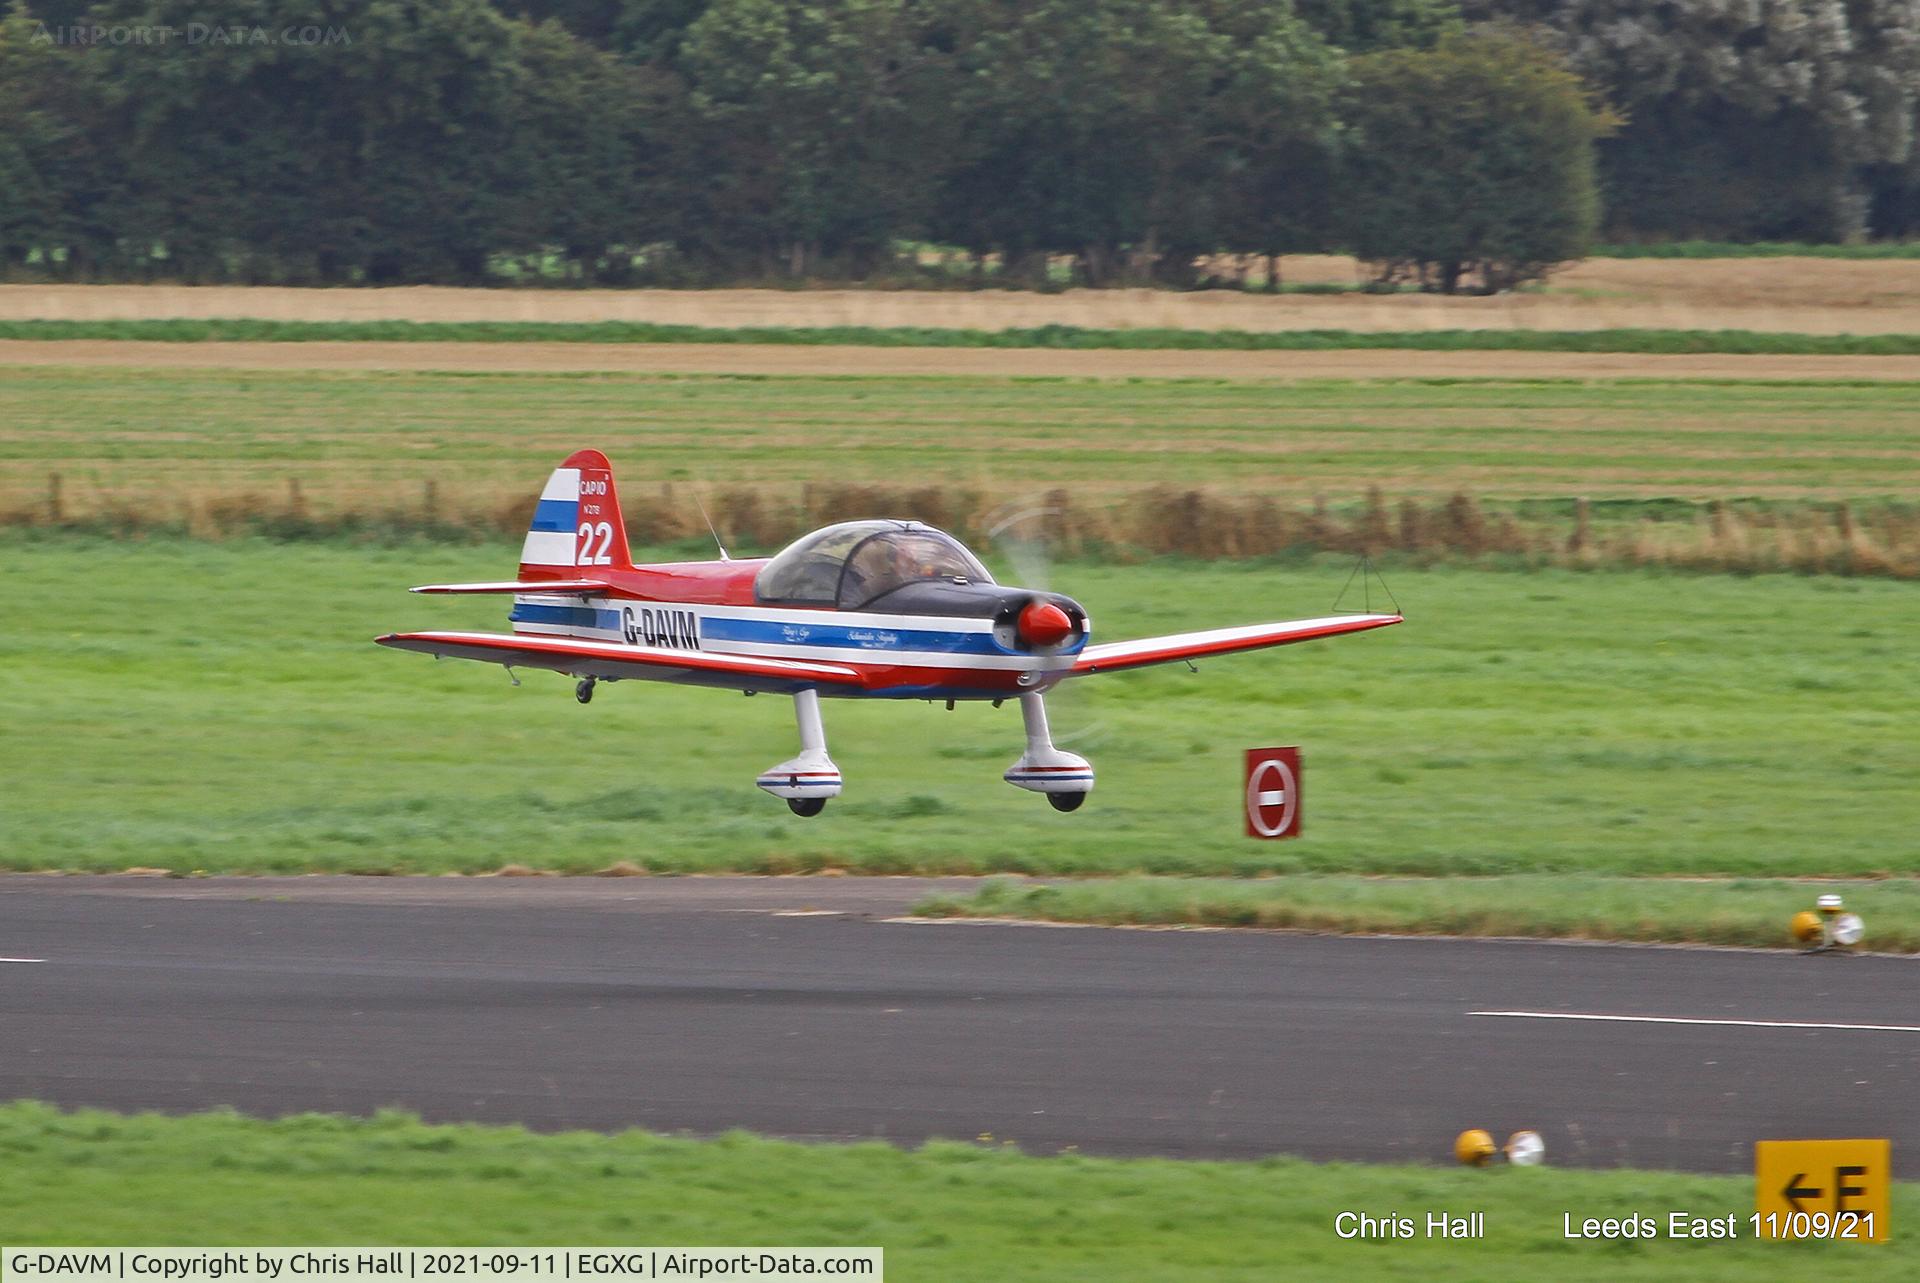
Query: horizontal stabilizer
376 630 863 692
1071 613 1401 676
409 580 613 596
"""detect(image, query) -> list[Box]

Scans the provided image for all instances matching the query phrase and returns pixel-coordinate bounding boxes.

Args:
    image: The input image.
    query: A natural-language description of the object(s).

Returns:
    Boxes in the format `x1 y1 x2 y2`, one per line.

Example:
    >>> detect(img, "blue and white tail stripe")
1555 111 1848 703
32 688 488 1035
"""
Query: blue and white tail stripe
520 467 581 567
530 499 579 532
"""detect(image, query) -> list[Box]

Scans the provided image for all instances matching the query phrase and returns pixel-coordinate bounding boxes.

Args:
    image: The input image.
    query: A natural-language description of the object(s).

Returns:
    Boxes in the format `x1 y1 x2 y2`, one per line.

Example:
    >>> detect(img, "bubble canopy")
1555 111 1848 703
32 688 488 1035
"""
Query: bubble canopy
754 520 994 609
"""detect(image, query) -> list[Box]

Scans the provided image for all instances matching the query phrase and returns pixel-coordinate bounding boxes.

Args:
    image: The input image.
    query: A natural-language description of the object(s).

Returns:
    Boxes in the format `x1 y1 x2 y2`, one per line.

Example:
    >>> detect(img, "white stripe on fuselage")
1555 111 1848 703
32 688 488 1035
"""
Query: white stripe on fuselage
703 638 1061 671
695 601 997 631
509 595 1076 673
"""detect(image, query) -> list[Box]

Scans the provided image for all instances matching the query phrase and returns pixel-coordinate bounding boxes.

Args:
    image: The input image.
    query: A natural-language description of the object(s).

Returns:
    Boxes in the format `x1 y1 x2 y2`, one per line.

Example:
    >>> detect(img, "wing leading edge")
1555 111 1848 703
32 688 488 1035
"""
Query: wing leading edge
1069 613 1401 676
375 630 863 693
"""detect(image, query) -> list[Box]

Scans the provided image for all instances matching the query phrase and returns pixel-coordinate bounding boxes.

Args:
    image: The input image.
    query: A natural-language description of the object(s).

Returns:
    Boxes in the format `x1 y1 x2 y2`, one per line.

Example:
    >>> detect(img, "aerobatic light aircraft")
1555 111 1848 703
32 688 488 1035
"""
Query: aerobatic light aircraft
377 450 1401 816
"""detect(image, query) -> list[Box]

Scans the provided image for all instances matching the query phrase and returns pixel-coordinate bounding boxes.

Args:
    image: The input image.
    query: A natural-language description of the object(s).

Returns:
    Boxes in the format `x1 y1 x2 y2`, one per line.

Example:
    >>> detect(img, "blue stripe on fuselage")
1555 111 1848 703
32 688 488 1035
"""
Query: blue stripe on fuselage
505 602 1087 662
510 602 621 630
530 498 580 533
701 616 1053 657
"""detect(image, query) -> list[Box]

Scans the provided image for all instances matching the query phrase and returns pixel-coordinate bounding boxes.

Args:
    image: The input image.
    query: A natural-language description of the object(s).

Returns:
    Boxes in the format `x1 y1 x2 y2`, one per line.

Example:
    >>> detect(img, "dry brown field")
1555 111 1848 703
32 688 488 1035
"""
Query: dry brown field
5 255 1920 335
5 260 1915 575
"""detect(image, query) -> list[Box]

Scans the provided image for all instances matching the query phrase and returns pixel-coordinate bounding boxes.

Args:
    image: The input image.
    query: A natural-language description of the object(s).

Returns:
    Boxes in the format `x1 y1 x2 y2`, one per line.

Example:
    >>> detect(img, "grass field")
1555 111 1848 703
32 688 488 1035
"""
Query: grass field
8 366 1916 581
5 368 1918 513
3 1104 1916 1282
8 319 1920 354
5 536 1913 886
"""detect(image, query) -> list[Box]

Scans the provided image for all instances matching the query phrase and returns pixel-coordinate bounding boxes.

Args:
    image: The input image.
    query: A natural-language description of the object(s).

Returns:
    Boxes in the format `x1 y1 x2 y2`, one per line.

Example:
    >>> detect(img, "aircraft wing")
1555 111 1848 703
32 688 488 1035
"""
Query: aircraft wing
1069 613 1401 676
409 580 613 595
376 630 864 692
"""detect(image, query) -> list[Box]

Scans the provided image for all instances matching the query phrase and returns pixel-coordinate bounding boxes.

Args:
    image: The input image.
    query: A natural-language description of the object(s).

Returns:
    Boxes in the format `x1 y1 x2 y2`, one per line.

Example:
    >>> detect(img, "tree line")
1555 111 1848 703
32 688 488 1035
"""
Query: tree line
2 0 1917 292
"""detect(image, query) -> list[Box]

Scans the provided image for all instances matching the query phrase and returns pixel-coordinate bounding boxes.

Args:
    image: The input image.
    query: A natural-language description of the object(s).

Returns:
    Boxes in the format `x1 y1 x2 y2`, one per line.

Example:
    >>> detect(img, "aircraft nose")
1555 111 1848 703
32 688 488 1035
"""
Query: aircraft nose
1016 599 1074 647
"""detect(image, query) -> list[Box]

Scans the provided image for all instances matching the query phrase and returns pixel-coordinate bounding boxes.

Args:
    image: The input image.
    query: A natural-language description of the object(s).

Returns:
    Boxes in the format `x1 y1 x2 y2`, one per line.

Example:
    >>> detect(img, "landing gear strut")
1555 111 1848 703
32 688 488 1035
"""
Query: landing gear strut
757 687 843 817
1003 691 1094 810
575 677 596 704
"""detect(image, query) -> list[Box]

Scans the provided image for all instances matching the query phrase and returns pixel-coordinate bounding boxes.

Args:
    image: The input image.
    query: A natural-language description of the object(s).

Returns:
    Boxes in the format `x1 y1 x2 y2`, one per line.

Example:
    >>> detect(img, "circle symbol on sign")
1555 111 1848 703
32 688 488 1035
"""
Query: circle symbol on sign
1246 758 1297 837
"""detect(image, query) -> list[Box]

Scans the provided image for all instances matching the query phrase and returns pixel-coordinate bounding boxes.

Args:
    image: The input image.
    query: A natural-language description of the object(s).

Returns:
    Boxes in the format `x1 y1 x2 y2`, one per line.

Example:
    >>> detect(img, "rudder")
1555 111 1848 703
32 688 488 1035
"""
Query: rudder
519 448 634 579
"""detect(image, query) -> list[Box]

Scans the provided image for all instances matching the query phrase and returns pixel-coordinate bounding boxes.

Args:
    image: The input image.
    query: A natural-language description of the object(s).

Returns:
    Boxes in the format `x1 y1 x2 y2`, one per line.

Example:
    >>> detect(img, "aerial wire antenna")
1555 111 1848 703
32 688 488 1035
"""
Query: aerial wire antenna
693 491 731 562
1333 554 1401 617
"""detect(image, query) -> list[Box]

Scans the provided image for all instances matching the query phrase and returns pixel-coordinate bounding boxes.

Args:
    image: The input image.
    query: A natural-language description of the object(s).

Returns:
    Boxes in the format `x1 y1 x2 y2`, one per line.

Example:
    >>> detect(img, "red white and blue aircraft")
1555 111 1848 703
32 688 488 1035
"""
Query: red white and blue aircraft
378 450 1400 816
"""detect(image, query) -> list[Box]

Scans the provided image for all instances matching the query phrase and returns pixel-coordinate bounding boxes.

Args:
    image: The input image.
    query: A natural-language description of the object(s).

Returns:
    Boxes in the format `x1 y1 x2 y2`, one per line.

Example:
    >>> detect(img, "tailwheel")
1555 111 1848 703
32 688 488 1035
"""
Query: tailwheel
1047 792 1087 813
575 677 596 704
788 797 826 818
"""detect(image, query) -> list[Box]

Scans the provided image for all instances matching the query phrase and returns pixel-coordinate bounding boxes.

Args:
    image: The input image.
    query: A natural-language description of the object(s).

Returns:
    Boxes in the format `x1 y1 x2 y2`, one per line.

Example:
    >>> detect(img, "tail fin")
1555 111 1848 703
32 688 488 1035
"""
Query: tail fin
518 448 634 580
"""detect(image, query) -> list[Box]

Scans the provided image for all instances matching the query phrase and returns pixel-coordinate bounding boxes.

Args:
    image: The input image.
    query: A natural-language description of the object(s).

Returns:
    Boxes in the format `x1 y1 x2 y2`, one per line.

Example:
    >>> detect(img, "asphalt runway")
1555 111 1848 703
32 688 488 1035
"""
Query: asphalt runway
2 876 1916 1174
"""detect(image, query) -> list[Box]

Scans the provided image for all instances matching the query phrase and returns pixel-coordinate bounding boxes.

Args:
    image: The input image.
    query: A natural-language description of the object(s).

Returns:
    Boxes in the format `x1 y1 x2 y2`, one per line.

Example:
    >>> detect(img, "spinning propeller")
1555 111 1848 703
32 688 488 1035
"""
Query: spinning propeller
985 503 1102 740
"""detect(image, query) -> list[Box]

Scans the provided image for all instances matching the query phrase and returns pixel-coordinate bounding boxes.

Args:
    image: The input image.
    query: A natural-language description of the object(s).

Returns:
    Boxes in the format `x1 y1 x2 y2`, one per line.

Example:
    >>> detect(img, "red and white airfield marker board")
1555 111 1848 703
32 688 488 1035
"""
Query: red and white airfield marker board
1244 747 1302 839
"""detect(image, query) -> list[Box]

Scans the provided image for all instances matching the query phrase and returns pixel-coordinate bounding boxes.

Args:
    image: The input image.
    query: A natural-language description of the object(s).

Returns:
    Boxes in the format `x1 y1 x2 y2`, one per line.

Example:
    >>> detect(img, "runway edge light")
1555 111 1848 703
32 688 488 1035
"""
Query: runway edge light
1454 1129 1497 1167
1798 893 1865 953
1791 910 1824 944
1505 1131 1546 1166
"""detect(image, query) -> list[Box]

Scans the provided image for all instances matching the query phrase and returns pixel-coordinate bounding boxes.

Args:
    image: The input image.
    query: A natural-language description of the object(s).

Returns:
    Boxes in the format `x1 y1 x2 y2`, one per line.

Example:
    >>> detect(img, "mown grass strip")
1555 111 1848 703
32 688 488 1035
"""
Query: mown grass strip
5 1103 1919 1281
4 318 1920 354
911 876 1920 952
5 542 1915 882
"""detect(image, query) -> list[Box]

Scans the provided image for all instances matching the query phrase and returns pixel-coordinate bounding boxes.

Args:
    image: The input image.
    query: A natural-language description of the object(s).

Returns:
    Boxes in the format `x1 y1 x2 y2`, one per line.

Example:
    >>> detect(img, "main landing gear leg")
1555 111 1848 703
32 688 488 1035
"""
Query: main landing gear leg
1003 691 1093 812
756 687 843 817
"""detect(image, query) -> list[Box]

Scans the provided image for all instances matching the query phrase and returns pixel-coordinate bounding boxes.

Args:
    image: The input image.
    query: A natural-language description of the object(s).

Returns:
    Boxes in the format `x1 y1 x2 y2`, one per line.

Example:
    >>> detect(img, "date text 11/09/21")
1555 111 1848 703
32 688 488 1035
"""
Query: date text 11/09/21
1564 1212 1875 1240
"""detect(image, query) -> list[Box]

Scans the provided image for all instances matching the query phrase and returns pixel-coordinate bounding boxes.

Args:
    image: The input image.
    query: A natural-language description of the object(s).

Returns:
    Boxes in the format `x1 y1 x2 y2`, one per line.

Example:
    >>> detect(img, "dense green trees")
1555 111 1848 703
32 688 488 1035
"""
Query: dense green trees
926 0 1345 286
1 0 1914 288
1341 31 1615 292
1464 0 1920 241
676 0 953 275
1 0 684 282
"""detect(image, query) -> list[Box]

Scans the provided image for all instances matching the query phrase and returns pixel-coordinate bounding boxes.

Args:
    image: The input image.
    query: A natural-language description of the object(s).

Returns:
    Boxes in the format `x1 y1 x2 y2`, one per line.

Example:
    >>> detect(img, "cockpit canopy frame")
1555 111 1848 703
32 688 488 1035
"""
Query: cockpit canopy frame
754 520 994 610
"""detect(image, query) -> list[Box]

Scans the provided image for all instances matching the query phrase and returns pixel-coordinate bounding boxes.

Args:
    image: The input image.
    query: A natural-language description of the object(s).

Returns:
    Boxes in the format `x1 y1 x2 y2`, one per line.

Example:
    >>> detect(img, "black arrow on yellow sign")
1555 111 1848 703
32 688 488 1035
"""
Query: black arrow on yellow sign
1782 1174 1823 1212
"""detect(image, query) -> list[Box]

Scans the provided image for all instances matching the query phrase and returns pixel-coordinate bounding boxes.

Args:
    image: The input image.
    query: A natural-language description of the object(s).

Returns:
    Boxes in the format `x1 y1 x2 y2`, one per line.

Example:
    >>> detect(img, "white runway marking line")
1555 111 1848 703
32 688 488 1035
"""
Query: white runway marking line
0 957 46 964
1471 1010 1920 1033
